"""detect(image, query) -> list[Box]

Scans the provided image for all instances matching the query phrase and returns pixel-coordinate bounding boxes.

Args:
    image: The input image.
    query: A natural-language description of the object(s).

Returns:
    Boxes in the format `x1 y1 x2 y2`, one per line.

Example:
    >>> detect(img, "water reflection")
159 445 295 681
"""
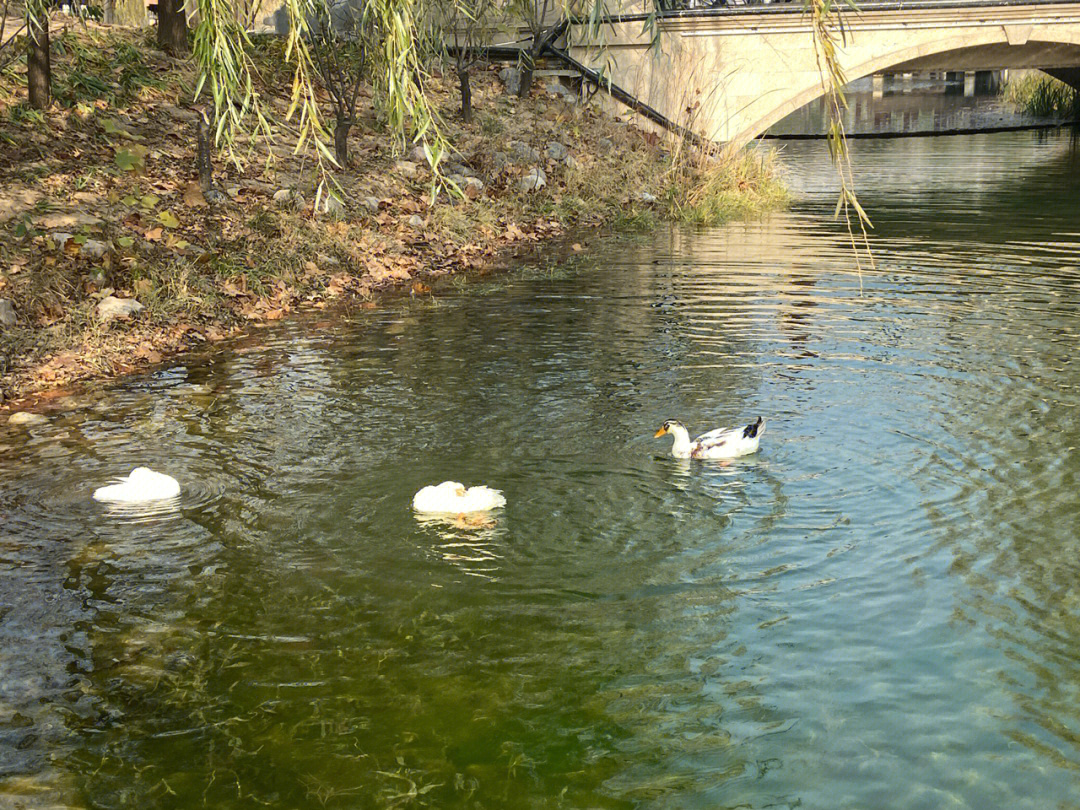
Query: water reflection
769 73 1072 137
2 130 1080 808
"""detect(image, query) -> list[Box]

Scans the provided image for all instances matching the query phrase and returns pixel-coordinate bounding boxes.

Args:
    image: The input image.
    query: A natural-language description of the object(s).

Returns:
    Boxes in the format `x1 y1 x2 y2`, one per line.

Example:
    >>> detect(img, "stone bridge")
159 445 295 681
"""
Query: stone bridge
569 1 1080 146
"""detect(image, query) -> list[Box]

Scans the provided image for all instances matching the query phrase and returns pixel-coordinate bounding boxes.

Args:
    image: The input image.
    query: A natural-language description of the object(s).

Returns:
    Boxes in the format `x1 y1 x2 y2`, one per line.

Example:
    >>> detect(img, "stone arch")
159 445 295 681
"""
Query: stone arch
727 29 1080 147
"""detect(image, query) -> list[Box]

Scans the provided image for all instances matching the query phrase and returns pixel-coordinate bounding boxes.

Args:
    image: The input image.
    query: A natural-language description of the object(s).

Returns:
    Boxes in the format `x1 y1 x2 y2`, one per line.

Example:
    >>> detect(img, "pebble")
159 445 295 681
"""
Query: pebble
545 142 568 162
319 195 346 218
463 177 484 200
498 67 521 95
639 192 658 204
408 215 425 228
396 161 419 179
8 411 48 426
97 295 145 322
509 140 540 164
272 189 305 210
519 168 547 192
362 196 381 213
0 299 15 327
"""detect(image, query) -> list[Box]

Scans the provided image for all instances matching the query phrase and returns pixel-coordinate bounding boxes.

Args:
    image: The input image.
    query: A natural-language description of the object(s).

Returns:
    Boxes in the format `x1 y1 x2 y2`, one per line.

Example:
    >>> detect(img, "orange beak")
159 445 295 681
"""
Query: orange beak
654 426 668 438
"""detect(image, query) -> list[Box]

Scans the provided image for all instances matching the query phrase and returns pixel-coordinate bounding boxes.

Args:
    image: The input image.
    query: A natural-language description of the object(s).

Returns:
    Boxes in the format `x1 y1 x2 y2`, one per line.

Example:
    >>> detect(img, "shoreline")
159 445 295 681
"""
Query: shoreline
0 24 787 415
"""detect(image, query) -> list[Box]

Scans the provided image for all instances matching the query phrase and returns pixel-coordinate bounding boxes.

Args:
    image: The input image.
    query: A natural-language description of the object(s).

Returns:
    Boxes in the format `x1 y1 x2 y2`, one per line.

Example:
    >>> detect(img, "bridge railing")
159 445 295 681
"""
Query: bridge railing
656 0 1080 15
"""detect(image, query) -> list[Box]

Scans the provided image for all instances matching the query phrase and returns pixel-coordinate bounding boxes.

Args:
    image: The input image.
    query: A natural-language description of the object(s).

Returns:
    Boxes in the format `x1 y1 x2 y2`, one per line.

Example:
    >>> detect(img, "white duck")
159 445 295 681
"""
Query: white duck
93 467 181 503
413 481 506 514
654 417 765 460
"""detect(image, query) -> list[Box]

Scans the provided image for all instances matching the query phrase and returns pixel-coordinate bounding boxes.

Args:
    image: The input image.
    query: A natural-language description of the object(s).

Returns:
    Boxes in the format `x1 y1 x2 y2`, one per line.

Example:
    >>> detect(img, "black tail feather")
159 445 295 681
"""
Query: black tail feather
743 417 763 439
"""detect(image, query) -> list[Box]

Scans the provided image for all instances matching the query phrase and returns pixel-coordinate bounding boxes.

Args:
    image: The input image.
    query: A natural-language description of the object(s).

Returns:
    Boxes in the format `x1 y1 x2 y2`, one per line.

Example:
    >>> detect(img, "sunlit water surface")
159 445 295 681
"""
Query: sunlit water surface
3 130 1080 809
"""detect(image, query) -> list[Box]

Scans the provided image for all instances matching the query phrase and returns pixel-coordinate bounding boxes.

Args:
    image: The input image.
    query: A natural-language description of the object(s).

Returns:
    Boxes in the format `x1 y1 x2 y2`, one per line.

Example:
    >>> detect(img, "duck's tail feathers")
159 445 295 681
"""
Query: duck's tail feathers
743 417 764 438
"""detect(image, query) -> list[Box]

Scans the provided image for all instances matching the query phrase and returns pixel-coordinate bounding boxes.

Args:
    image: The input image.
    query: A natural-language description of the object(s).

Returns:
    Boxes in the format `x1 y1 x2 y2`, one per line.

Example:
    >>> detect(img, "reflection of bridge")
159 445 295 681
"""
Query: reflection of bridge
570 1 1080 146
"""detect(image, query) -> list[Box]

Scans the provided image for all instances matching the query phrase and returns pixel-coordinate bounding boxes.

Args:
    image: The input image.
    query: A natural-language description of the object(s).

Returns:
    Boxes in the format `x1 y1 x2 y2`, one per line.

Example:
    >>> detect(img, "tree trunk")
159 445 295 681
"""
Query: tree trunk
105 0 147 27
457 66 472 124
27 6 50 110
334 118 350 166
517 47 535 98
157 0 188 54
195 113 213 191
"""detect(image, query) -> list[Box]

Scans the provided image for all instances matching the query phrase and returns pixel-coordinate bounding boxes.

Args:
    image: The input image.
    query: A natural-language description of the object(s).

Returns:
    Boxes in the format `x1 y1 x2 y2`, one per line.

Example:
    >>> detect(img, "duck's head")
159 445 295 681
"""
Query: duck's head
654 420 685 438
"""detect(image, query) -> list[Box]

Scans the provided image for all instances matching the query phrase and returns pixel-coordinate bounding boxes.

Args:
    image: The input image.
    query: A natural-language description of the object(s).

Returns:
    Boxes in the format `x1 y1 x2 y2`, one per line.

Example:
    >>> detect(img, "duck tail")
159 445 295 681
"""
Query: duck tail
743 417 764 438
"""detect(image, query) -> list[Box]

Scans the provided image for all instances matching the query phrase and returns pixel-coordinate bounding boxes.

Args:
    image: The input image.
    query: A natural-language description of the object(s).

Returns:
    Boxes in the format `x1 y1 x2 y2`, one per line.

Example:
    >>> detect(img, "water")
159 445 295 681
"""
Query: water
3 129 1080 808
768 73 1071 136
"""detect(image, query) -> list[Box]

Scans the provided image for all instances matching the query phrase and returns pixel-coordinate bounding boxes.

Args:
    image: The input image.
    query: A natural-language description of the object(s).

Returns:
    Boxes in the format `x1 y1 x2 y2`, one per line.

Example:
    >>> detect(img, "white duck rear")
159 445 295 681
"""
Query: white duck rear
93 467 181 503
413 481 506 513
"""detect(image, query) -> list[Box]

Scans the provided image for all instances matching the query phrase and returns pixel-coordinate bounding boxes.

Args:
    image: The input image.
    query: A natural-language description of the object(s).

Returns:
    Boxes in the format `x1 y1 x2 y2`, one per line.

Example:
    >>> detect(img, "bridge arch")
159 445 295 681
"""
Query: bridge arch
731 31 1080 146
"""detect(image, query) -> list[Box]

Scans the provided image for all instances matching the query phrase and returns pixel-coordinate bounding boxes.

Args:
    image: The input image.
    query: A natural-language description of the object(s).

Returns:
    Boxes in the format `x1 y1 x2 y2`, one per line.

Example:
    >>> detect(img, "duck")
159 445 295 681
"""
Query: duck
93 467 181 503
413 481 506 514
654 417 765 460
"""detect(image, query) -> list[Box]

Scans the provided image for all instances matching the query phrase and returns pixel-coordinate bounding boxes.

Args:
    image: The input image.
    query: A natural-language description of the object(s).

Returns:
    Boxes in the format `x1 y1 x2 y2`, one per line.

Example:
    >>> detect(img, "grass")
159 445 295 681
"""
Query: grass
1003 72 1080 119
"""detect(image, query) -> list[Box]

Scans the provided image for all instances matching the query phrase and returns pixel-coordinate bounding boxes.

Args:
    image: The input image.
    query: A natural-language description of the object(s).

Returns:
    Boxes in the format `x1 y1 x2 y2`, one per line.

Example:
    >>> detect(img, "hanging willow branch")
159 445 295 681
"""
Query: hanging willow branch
805 0 874 277
192 0 450 208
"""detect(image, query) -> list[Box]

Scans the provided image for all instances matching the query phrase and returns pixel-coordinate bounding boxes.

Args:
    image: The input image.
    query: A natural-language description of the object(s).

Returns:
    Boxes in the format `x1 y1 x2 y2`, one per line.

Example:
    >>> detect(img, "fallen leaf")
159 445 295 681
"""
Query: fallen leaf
571 243 583 252
157 210 180 229
116 236 134 248
144 227 163 241
140 194 160 210
183 183 207 208
263 308 285 321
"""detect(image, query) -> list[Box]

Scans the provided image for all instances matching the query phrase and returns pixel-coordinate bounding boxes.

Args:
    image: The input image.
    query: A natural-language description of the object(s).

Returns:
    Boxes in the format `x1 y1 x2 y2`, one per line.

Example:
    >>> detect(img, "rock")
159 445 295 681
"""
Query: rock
97 295 145 322
396 160 419 179
565 154 581 171
408 215 425 228
493 151 511 172
50 232 75 248
408 144 428 164
444 161 476 178
519 168 546 192
82 239 108 259
273 189 305 210
463 177 484 200
509 140 540 164
639 191 658 204
319 195 346 218
498 67 521 95
598 137 615 154
545 141 568 162
0 299 15 327
8 411 48 426
448 173 465 189
362 196 381 213
545 82 576 102
206 189 228 204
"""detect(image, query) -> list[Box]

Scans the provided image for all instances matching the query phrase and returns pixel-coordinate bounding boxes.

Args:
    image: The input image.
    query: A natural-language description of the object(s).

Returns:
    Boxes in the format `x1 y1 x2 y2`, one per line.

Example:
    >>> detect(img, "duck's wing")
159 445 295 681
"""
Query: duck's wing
692 426 739 453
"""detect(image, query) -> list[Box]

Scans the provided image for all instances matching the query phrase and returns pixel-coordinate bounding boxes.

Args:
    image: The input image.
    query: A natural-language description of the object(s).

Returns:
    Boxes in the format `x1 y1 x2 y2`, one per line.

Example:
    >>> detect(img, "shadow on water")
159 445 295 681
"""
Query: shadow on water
2 129 1080 808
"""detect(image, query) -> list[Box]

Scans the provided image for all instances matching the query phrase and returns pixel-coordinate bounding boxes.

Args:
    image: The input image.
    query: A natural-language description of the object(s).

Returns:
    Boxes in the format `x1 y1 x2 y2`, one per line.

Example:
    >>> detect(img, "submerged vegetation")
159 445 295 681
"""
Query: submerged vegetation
0 23 786 404
1003 72 1080 119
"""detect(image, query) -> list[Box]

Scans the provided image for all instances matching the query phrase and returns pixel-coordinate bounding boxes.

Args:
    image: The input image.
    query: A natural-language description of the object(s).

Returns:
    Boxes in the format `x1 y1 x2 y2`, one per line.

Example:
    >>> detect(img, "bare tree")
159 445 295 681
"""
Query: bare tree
433 0 499 123
307 0 370 166
512 0 564 98
26 0 50 108
157 0 188 54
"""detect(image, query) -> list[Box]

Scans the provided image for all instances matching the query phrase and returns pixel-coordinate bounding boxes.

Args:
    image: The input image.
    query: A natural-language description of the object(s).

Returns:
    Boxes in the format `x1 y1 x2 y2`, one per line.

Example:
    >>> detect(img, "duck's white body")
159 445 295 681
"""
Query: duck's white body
413 481 506 513
655 418 765 460
93 467 181 503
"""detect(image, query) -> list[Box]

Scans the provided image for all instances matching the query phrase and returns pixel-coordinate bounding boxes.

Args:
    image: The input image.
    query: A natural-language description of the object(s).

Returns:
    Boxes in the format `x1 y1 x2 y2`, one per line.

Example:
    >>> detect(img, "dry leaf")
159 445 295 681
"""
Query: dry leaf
263 308 284 321
144 227 163 242
183 183 208 208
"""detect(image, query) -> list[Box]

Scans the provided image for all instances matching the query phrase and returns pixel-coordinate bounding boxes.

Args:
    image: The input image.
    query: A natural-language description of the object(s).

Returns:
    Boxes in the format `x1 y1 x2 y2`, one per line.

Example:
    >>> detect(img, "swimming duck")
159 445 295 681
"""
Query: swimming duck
93 467 181 503
654 417 765 460
412 481 506 513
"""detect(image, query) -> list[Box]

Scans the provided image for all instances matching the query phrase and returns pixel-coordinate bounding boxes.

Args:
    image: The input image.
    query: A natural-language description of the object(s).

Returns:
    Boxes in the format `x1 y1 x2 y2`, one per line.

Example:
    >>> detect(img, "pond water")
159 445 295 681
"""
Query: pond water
3 129 1080 809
